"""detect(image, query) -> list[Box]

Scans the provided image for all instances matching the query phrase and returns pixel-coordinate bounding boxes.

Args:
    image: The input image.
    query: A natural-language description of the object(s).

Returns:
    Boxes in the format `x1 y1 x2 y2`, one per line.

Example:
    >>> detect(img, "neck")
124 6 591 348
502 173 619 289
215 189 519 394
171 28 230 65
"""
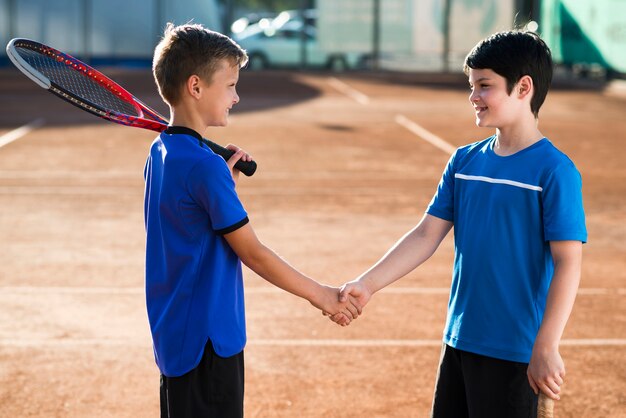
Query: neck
169 105 206 136
493 117 543 156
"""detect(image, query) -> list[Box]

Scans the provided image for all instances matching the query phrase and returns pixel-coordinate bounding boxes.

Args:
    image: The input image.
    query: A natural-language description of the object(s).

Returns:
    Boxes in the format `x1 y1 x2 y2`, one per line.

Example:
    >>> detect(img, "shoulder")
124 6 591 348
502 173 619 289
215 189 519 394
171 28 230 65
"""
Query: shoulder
528 140 583 196
189 150 230 178
541 139 577 165
186 151 235 194
457 136 493 155
539 139 581 177
158 133 233 185
148 135 164 153
448 136 494 167
164 134 229 176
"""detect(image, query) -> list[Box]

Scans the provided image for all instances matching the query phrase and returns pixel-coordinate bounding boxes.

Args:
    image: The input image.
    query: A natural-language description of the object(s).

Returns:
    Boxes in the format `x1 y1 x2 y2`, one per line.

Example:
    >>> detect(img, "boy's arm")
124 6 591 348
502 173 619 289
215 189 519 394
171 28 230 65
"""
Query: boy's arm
224 223 360 324
338 214 453 309
527 240 583 401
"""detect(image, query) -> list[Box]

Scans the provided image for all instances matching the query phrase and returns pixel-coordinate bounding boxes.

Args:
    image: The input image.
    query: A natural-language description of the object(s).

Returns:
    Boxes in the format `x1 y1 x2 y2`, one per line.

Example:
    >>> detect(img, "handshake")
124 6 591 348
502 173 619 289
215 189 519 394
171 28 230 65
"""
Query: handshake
312 279 373 326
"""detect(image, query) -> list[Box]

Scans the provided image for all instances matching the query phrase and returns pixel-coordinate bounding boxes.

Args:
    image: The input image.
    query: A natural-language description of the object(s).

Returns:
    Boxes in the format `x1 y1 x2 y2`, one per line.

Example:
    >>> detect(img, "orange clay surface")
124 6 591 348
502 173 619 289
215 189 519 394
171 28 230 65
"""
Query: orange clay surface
0 69 625 417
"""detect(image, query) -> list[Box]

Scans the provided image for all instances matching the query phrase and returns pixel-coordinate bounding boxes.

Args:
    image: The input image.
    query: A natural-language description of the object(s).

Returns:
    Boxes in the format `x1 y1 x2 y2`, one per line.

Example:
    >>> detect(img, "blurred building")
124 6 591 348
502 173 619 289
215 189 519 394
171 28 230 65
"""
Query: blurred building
0 0 624 76
317 0 515 72
0 0 221 66
317 0 625 76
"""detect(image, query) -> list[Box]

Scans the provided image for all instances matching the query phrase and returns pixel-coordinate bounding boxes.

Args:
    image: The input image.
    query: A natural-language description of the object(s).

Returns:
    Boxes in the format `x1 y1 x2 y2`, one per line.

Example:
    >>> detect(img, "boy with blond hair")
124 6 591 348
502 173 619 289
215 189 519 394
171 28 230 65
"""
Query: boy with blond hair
145 23 359 417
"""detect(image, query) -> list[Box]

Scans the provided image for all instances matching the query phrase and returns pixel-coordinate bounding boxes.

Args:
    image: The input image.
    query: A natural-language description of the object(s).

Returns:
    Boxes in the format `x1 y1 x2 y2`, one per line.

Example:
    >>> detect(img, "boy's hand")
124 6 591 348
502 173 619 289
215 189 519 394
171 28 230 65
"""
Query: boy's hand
527 344 565 401
339 280 373 310
311 285 362 326
225 144 253 183
325 280 373 326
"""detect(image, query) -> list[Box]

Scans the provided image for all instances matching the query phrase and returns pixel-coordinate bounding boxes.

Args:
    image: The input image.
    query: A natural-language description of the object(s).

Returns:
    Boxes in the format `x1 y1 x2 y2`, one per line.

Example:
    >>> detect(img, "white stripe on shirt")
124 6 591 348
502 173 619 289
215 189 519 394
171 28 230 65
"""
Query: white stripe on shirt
455 173 543 192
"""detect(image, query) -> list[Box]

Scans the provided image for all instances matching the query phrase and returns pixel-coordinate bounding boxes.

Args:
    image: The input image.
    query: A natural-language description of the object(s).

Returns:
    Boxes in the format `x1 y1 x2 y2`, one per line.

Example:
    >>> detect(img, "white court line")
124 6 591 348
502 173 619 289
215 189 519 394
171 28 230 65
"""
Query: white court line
247 287 626 296
0 118 45 149
251 339 442 347
327 77 370 105
560 339 626 346
1 286 624 296
1 338 625 348
0 170 139 179
0 338 151 347
395 114 457 155
251 339 626 347
0 286 144 295
0 186 409 197
0 186 140 196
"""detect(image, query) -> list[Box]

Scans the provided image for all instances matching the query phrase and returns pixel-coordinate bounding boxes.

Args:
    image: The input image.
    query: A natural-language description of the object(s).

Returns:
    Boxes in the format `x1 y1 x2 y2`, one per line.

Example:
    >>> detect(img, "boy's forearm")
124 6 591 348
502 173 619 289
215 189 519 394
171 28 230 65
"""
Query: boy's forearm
225 224 323 303
535 241 582 349
357 215 452 294
535 268 580 349
244 243 322 302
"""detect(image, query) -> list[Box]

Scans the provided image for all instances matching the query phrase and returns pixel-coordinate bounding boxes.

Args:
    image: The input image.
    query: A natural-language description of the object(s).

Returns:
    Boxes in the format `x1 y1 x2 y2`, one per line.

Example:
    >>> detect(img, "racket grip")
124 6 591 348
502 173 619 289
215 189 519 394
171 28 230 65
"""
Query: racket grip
537 392 554 418
201 137 257 177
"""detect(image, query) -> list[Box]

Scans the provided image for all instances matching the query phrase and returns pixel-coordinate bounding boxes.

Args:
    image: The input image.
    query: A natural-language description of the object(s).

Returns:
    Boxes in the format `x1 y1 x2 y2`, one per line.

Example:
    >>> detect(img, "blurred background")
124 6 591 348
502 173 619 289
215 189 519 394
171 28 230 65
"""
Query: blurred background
0 0 624 79
0 3 625 417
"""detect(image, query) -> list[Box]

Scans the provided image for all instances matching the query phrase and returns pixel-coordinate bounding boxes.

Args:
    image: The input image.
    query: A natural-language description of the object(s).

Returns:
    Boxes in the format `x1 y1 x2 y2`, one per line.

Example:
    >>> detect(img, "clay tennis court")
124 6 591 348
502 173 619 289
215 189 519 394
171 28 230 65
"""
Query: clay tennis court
0 68 624 417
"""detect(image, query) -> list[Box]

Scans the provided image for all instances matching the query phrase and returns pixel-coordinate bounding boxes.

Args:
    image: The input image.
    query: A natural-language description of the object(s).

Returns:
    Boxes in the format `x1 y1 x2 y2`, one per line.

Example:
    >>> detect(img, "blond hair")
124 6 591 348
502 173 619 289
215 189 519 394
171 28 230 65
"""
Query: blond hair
153 23 248 106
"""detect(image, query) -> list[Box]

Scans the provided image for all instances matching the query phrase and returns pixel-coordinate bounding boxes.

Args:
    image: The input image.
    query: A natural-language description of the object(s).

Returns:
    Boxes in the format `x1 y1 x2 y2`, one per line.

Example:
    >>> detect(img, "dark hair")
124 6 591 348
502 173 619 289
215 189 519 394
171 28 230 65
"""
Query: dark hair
153 23 248 106
464 30 553 117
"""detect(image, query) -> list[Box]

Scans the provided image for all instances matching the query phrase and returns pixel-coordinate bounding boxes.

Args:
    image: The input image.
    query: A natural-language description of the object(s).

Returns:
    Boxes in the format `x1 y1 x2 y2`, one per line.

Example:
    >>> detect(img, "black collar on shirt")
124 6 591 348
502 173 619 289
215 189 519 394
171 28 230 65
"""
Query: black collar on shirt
164 126 204 147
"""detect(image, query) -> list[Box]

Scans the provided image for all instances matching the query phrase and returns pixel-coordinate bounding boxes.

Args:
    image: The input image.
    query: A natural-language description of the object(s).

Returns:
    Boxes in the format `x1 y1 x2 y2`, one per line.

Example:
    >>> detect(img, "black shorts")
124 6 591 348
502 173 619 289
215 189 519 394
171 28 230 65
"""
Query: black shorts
431 344 538 418
160 339 244 418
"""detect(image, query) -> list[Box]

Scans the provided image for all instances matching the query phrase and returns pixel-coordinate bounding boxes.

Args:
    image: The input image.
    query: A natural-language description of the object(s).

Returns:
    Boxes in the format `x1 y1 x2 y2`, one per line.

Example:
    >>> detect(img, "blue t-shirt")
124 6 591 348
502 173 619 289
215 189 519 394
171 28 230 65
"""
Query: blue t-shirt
143 126 249 377
427 136 587 363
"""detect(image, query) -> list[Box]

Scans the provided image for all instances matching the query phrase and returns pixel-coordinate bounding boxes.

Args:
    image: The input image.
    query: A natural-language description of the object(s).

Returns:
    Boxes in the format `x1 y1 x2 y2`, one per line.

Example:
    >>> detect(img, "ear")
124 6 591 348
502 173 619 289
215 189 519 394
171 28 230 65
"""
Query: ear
516 75 533 99
186 75 202 99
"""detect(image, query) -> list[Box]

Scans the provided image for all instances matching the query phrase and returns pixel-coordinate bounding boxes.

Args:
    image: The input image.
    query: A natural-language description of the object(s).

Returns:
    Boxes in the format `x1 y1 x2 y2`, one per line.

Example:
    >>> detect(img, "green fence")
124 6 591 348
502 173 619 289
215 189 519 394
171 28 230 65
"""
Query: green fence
541 0 626 75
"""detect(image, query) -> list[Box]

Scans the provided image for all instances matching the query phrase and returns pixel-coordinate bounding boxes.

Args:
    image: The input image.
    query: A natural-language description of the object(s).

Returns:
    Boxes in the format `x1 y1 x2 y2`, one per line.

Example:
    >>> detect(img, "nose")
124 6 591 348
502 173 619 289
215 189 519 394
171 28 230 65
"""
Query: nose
233 91 240 105
469 89 479 103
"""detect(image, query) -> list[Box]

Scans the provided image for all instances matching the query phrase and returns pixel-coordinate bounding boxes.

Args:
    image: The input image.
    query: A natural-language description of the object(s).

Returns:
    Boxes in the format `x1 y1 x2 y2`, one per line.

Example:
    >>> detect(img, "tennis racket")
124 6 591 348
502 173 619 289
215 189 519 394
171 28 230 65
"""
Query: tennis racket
5 38 257 176
537 392 554 418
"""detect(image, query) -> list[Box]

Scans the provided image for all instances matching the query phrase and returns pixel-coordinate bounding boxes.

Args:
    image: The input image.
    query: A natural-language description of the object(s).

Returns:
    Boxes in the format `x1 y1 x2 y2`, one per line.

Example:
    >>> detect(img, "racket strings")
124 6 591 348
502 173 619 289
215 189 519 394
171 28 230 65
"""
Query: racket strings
16 46 139 117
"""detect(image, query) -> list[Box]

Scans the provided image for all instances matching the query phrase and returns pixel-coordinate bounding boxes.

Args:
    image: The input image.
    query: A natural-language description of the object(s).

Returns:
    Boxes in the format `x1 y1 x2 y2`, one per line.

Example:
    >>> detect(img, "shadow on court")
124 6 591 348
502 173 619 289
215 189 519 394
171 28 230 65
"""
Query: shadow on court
0 69 322 128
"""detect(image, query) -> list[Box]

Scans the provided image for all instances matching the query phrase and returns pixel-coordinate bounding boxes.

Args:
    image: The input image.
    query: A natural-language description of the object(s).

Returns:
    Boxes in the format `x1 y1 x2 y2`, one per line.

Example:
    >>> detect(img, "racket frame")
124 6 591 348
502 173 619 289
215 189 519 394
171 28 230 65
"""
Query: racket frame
7 38 168 131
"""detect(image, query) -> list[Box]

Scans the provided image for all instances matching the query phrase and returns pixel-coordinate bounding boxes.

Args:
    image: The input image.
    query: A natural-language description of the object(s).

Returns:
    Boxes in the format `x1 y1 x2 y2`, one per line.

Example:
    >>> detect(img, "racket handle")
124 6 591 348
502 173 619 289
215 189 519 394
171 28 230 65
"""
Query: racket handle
200 137 257 177
537 392 554 418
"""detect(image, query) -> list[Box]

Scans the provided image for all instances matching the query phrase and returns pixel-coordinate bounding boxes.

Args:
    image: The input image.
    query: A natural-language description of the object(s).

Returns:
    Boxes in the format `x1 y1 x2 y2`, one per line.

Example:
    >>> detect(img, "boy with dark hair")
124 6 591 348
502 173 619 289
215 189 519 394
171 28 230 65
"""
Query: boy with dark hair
335 30 587 417
145 23 359 418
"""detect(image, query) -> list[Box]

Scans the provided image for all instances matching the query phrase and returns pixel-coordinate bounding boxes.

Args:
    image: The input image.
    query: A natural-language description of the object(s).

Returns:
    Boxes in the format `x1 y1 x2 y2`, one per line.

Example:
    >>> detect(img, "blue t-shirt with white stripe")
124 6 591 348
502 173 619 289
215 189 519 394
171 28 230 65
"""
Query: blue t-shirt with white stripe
144 127 249 377
427 136 587 363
